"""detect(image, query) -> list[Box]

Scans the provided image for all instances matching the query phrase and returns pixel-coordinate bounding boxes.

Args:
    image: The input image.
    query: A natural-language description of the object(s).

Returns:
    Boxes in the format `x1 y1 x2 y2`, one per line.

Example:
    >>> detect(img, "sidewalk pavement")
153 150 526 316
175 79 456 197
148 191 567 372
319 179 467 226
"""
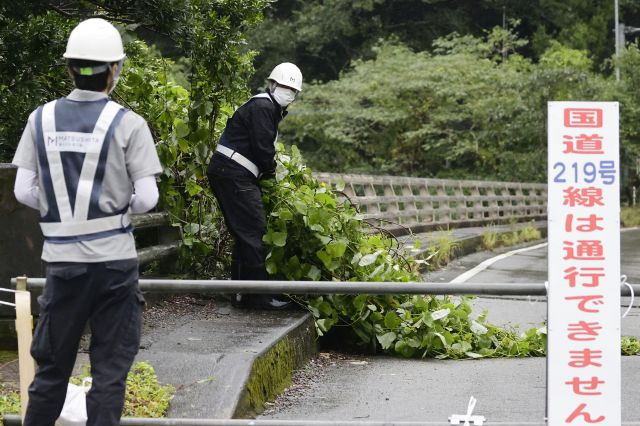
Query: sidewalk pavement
110 297 315 419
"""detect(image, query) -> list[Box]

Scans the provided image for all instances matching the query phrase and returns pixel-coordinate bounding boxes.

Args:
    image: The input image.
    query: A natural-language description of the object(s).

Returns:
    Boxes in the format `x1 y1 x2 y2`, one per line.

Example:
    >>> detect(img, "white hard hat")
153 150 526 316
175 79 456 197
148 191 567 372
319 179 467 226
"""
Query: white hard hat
268 62 303 92
63 18 126 63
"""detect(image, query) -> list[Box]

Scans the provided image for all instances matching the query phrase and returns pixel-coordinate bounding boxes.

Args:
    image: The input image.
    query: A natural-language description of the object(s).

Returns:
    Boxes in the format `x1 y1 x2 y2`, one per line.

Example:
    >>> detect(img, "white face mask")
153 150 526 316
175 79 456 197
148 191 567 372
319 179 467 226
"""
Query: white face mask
272 86 297 107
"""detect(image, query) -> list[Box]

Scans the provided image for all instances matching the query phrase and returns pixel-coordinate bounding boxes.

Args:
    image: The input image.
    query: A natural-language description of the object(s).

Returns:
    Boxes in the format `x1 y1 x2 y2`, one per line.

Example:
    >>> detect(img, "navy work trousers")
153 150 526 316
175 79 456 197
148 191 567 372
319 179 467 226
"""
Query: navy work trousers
24 259 144 426
208 163 269 281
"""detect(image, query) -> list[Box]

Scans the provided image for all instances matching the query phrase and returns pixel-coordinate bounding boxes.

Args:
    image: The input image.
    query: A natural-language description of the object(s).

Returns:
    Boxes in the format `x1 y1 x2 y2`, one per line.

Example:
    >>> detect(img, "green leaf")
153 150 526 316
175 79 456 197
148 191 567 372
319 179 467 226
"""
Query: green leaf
317 319 333 333
431 308 450 321
315 233 332 245
394 340 416 358
186 181 203 196
433 332 448 349
293 200 307 214
326 240 347 258
384 311 401 329
377 332 397 350
271 232 287 247
306 265 321 280
178 138 189 153
265 259 278 274
353 295 367 310
359 250 382 266
174 119 190 138
316 249 339 271
368 263 385 279
278 209 294 221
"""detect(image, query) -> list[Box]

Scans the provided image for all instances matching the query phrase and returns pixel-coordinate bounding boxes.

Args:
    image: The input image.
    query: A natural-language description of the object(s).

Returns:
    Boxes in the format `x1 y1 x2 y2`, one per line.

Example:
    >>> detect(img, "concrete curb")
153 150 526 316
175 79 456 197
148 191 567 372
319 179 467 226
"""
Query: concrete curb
234 313 317 418
400 221 548 269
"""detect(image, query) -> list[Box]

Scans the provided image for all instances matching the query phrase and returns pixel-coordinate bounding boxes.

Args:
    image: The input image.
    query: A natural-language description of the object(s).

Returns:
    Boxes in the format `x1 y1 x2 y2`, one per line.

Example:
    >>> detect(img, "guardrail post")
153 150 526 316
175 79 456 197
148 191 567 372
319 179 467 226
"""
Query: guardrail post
14 276 35 419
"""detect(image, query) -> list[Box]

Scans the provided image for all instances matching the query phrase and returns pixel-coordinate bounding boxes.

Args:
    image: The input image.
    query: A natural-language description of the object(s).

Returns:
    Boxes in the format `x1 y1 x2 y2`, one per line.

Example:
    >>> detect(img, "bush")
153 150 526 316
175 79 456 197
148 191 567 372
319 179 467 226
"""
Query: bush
518 224 542 242
621 206 640 228
482 229 499 251
261 144 551 358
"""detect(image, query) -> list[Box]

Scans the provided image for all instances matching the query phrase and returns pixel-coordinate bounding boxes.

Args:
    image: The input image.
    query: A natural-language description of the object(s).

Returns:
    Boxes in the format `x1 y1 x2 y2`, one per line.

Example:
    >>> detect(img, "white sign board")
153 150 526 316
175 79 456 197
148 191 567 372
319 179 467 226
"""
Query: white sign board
547 102 620 425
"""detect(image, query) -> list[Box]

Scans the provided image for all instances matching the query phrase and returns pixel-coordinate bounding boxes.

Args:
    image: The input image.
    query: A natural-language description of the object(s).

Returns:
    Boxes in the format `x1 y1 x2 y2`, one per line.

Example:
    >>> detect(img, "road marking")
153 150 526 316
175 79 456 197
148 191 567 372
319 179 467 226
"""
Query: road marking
450 242 548 284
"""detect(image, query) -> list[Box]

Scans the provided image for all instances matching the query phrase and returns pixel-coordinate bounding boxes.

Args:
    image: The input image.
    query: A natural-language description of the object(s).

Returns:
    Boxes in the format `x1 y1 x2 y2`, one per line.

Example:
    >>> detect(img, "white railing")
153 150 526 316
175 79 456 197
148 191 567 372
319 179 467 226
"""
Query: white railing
315 173 547 233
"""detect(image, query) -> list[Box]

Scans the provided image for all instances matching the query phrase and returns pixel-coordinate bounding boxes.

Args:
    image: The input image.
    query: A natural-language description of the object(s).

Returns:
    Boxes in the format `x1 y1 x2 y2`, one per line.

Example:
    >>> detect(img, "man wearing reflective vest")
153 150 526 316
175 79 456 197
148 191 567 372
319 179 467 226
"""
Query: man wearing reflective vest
11 18 162 425
207 63 303 309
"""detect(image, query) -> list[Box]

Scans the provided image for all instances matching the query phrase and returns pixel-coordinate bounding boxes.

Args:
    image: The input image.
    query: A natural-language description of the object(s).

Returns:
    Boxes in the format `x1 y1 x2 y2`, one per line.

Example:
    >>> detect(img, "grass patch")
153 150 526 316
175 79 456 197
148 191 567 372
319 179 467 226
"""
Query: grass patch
123 362 174 417
427 231 459 269
0 361 173 419
621 206 640 227
622 336 640 355
0 350 18 364
0 384 20 420
482 229 499 250
500 229 520 246
481 222 543 252
518 223 542 242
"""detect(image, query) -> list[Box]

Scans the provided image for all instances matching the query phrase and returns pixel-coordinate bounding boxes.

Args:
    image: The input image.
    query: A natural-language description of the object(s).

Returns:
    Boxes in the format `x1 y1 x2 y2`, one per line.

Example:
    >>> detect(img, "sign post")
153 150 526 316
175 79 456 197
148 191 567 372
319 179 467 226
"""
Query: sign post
547 102 621 424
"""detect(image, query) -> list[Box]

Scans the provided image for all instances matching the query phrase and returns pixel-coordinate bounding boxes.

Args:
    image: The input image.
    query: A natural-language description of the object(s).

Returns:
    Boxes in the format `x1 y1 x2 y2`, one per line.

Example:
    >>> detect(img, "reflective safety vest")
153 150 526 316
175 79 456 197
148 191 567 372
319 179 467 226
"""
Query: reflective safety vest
215 93 278 178
35 97 131 243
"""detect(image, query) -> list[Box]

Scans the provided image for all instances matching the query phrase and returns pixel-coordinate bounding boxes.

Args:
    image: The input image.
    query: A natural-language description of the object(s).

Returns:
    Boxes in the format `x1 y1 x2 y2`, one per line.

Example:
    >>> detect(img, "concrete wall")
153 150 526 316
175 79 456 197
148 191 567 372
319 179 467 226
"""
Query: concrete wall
0 164 44 348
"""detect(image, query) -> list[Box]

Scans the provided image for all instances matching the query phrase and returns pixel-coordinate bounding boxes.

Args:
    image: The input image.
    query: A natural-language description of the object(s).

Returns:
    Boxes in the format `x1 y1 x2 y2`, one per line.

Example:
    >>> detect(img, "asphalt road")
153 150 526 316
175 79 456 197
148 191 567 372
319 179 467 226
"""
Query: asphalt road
258 229 640 424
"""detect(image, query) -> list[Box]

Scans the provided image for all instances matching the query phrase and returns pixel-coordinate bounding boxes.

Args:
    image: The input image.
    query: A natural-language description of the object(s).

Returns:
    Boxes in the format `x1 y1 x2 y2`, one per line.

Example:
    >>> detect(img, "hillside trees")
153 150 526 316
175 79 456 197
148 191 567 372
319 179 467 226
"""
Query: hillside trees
279 29 639 183
0 0 268 164
248 0 640 85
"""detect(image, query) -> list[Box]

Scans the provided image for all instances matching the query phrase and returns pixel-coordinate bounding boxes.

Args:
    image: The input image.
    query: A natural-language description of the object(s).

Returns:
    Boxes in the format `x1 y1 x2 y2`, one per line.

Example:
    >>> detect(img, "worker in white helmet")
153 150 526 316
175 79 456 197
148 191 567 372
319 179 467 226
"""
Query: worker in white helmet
207 62 302 309
12 18 162 425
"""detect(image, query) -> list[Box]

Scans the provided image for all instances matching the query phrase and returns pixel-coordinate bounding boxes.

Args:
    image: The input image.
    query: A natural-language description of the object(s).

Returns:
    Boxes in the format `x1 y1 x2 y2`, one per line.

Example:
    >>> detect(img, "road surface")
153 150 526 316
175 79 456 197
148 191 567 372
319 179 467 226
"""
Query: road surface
259 229 640 424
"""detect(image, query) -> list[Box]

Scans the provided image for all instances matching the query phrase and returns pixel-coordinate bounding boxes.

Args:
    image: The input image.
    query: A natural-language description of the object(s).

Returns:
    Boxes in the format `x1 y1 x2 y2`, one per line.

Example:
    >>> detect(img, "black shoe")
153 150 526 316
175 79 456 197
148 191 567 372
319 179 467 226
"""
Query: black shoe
249 294 295 310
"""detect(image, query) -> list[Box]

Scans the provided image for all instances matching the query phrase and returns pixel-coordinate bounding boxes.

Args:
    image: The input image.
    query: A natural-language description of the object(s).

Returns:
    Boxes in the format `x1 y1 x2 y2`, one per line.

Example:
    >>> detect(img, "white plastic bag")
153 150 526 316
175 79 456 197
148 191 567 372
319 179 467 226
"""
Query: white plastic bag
55 377 92 426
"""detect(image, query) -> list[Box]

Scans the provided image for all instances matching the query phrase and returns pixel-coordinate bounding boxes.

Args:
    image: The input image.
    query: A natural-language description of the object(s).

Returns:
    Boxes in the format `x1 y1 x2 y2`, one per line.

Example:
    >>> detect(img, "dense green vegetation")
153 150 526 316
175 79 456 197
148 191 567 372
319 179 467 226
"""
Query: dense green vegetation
1 2 639 361
621 206 640 227
248 0 640 84
280 30 640 187
261 144 549 358
0 1 270 276
1 361 173 419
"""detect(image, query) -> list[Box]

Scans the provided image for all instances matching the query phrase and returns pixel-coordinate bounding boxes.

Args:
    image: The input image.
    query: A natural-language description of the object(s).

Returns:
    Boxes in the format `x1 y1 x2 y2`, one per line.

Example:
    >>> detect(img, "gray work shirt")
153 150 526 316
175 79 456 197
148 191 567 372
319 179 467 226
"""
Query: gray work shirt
12 89 163 262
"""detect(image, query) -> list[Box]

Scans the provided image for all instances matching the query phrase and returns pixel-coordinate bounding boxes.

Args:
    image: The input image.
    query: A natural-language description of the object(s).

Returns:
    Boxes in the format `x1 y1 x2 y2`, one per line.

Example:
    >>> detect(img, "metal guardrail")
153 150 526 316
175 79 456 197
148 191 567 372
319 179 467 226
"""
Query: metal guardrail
11 416 640 426
13 277 640 297
131 212 181 267
315 173 547 234
7 277 638 426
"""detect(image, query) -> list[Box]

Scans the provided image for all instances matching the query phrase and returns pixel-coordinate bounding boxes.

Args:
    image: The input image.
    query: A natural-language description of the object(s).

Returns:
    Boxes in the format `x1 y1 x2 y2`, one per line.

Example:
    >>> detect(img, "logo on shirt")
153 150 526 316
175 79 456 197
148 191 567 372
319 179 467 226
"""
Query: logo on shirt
44 132 102 153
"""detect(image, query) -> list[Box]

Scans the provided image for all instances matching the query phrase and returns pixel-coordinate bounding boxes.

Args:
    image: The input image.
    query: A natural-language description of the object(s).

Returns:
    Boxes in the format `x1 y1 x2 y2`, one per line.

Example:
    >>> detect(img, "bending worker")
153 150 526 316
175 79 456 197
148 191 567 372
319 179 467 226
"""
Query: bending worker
12 18 162 425
207 63 303 309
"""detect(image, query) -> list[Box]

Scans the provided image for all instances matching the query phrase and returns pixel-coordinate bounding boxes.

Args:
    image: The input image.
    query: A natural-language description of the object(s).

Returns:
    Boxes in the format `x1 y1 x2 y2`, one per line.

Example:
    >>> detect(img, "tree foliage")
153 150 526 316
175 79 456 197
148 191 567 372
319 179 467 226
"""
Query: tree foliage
279 28 640 184
3 1 640 361
248 0 640 85
0 4 73 161
0 0 269 276
0 0 268 160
